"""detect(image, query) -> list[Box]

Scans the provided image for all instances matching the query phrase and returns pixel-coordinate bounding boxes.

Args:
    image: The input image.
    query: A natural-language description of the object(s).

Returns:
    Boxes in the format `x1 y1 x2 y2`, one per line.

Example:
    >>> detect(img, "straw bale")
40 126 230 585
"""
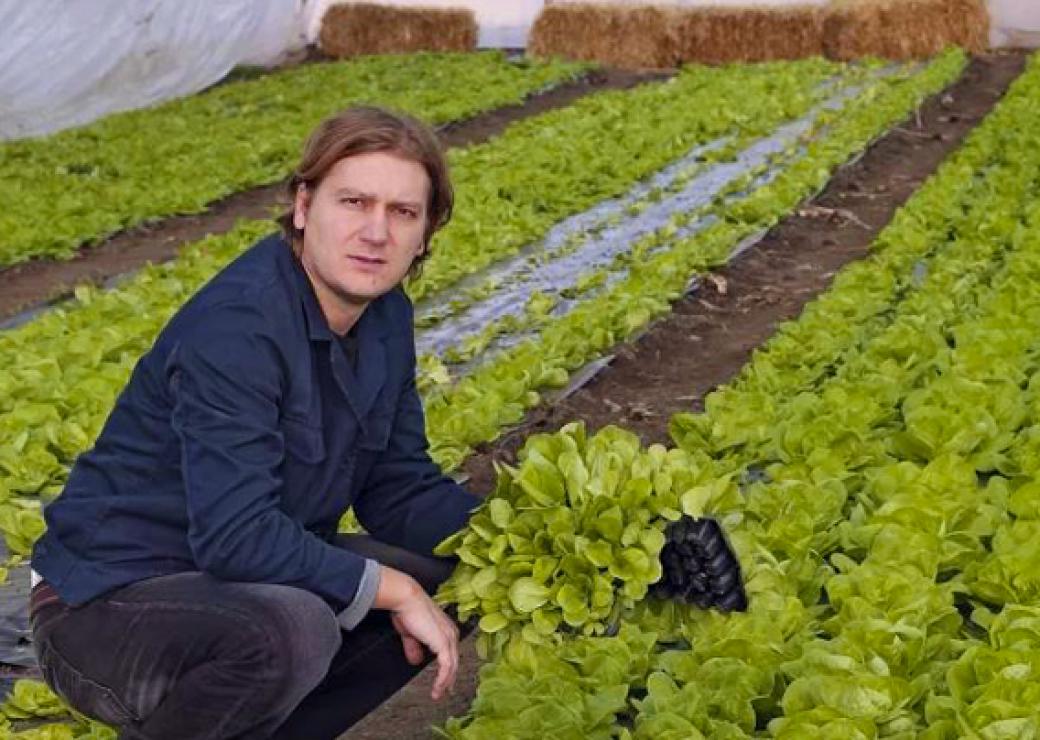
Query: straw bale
675 6 827 64
824 0 989 60
529 0 987 69
530 3 825 68
528 4 681 69
319 3 477 58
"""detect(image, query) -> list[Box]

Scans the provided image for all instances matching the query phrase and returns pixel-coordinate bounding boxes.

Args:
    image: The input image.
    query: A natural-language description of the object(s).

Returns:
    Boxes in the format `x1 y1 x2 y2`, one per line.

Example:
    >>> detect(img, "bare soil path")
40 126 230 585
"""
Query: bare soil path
0 68 665 322
340 50 1027 740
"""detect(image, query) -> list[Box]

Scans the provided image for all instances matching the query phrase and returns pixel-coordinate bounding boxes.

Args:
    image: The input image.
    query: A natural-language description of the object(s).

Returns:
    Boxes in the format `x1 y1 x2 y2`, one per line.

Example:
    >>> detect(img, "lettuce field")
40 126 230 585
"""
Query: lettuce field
1 46 1038 739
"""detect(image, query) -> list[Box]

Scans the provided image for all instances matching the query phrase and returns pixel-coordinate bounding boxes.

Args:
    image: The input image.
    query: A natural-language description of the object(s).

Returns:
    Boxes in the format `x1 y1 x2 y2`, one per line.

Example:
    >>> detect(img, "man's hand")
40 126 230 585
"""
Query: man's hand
374 565 459 701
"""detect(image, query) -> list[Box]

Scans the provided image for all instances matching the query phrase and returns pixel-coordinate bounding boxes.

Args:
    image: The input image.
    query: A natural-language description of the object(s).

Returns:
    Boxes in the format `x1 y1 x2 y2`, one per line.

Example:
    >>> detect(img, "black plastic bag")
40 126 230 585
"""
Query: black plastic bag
650 516 748 612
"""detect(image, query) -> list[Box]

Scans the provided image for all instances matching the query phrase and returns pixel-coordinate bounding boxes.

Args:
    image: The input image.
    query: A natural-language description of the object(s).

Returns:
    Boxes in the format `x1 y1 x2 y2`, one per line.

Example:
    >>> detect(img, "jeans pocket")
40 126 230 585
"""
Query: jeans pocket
38 640 139 727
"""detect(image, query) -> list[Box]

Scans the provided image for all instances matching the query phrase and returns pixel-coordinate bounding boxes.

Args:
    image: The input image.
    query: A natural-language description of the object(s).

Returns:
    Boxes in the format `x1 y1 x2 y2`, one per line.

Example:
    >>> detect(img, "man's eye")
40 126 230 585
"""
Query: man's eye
340 197 364 208
395 207 418 219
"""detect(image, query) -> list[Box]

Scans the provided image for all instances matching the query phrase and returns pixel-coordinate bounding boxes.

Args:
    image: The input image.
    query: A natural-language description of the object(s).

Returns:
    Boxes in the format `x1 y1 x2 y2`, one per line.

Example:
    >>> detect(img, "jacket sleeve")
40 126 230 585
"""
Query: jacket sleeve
352 371 481 557
168 303 369 610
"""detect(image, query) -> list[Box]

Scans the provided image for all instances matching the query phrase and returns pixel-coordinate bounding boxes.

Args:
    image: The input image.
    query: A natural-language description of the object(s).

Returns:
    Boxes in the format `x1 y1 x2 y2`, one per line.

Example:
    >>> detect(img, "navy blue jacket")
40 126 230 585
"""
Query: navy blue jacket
32 234 480 608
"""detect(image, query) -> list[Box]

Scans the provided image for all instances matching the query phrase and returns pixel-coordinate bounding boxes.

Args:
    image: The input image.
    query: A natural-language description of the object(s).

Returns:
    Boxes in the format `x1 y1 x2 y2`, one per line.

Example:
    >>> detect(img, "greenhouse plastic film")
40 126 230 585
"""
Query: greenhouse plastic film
0 0 306 140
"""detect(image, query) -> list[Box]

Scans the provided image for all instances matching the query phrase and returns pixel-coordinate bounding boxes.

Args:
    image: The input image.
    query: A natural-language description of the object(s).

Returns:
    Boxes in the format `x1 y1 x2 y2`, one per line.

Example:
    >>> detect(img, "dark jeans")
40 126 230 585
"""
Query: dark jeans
30 535 462 740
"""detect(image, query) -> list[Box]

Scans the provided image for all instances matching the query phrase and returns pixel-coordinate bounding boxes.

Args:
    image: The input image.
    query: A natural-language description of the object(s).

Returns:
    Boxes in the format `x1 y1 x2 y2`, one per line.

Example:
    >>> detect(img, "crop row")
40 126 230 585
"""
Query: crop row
435 50 1040 738
0 52 584 267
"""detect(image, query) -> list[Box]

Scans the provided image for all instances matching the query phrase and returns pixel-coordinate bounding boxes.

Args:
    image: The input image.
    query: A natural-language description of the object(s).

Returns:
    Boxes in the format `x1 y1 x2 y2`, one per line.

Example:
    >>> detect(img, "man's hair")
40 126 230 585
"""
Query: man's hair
276 106 453 277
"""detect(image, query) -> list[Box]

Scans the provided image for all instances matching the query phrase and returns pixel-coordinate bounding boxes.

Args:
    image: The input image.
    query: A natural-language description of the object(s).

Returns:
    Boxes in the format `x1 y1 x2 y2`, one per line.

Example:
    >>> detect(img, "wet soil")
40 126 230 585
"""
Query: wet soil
340 50 1027 740
0 68 666 323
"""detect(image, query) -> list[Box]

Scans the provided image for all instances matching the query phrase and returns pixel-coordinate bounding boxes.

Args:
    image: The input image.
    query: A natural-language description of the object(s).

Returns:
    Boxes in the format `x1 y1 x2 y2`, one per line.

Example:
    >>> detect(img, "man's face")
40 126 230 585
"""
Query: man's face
293 150 429 328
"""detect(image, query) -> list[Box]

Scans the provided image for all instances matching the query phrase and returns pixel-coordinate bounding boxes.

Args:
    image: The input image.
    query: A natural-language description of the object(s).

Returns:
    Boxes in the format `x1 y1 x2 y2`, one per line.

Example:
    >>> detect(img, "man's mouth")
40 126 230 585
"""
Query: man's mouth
348 255 386 265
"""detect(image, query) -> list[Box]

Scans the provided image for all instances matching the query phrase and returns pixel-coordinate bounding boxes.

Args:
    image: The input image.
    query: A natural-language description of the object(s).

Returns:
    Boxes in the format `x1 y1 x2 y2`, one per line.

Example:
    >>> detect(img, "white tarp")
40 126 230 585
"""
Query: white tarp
0 0 307 141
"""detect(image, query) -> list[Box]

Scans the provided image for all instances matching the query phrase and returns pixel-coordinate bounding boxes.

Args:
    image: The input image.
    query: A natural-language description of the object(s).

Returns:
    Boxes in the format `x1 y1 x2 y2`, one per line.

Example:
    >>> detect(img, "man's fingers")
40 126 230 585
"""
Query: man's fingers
402 634 424 665
431 651 454 701
390 596 461 701
391 613 426 665
431 623 459 701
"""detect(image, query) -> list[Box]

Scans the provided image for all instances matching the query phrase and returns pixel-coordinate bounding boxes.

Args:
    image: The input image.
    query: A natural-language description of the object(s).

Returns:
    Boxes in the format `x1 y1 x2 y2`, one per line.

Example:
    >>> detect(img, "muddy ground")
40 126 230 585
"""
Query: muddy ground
0 68 665 322
340 50 1027 740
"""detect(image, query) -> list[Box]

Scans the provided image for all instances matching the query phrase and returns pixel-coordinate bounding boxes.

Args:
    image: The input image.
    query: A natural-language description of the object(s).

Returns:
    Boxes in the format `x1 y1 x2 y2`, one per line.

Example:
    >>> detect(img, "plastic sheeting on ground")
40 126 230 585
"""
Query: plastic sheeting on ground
0 1 307 141
0 562 35 670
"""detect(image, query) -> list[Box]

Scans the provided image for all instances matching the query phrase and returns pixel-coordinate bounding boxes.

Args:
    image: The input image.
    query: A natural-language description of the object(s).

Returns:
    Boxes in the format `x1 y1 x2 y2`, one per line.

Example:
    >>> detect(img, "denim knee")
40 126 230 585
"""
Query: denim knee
224 583 342 707
139 584 344 739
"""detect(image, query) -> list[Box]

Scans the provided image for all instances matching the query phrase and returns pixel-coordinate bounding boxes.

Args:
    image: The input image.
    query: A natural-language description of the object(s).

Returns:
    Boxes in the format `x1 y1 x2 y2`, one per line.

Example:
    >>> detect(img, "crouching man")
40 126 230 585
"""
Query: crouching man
30 106 480 740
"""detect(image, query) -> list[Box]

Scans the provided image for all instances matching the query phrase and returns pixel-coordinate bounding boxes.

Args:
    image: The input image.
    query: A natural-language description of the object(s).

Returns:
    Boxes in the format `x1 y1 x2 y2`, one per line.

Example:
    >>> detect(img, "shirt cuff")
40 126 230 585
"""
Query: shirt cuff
336 558 381 630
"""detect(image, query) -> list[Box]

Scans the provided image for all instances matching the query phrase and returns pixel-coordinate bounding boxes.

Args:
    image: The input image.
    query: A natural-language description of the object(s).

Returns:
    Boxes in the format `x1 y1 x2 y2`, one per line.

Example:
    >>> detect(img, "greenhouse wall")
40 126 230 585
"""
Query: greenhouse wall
0 0 306 140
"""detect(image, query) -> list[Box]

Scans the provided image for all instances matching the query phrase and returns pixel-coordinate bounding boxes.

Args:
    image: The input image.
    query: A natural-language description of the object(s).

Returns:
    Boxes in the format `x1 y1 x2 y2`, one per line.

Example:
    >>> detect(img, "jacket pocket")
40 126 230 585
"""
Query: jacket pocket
281 417 327 463
350 412 393 495
37 639 139 727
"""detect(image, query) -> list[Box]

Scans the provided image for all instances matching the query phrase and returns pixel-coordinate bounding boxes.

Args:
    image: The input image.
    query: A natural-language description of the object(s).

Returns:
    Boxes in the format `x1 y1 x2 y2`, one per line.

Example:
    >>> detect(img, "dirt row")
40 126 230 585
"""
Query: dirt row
0 68 665 322
341 50 1027 739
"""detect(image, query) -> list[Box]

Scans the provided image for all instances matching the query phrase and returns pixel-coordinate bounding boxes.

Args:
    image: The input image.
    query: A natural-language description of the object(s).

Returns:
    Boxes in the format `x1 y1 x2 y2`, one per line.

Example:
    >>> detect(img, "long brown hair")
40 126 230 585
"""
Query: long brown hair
276 106 453 276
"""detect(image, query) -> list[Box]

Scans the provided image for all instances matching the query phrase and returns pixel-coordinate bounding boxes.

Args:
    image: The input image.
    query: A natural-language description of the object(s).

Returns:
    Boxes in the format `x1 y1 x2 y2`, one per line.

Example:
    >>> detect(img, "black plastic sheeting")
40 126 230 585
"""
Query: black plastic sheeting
0 560 38 670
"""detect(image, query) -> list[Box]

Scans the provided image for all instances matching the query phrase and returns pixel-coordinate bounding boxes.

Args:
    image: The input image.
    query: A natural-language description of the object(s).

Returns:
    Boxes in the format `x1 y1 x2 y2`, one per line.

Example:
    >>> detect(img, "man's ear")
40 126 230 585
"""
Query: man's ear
292 184 310 231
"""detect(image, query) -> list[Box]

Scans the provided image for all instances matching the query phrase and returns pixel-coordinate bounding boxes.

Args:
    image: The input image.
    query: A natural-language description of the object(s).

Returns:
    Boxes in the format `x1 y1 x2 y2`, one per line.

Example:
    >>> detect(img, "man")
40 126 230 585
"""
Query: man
30 106 481 739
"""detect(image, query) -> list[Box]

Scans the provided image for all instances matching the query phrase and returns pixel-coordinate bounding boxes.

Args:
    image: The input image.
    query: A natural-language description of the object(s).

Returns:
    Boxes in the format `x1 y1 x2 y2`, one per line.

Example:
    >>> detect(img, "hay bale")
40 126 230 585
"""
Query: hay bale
529 0 987 69
319 3 477 58
676 6 827 64
529 3 825 68
824 0 989 60
529 3 681 69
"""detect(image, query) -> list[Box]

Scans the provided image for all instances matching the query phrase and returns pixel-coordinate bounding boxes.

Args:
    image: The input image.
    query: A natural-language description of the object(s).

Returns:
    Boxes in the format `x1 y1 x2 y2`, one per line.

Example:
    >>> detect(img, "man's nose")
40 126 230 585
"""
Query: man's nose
360 206 389 244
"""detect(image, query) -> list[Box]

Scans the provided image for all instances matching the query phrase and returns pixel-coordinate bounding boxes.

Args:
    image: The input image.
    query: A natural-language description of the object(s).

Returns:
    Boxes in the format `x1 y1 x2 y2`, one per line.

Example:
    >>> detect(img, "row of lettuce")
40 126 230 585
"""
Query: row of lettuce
0 50 973 737
432 50 1040 738
0 52 584 268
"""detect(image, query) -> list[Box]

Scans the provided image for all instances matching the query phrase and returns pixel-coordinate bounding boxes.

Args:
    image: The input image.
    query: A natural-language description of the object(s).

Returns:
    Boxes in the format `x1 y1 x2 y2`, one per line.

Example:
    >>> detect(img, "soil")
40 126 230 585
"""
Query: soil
0 68 666 323
339 50 1027 740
